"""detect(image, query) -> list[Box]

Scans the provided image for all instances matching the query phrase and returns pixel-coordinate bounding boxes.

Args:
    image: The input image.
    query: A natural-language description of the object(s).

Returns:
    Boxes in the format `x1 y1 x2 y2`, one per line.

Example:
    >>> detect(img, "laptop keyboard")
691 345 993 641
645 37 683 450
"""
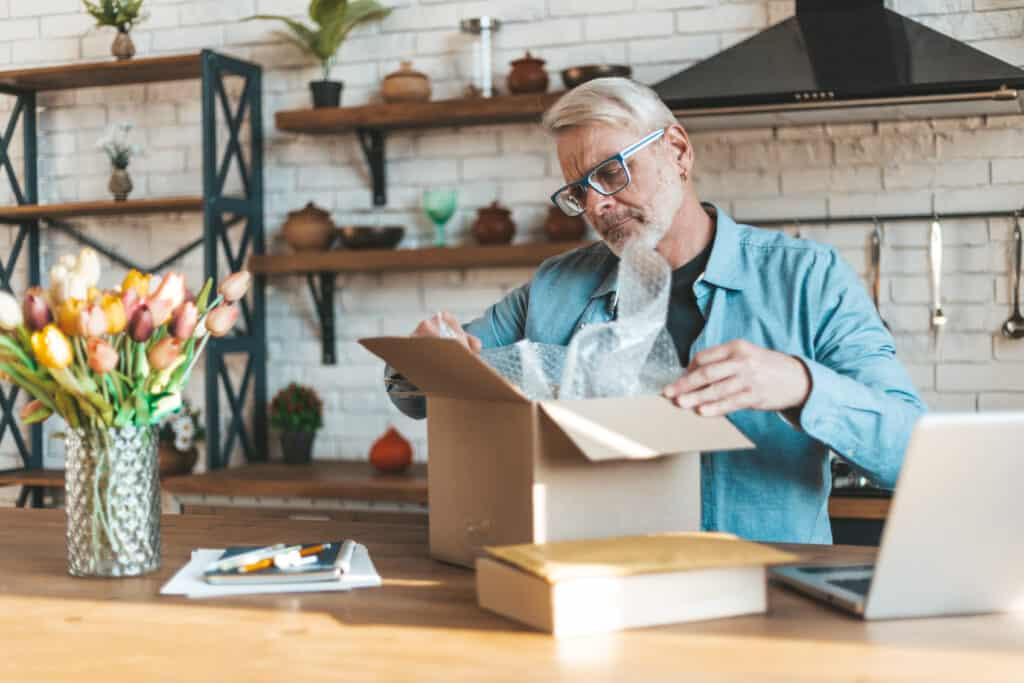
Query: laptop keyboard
827 577 872 596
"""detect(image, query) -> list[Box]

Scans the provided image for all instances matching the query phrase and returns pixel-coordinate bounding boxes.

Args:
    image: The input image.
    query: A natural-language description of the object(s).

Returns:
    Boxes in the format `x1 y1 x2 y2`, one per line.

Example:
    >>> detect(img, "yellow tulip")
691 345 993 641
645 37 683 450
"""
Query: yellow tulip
30 324 73 370
57 298 84 337
122 269 151 298
101 293 126 334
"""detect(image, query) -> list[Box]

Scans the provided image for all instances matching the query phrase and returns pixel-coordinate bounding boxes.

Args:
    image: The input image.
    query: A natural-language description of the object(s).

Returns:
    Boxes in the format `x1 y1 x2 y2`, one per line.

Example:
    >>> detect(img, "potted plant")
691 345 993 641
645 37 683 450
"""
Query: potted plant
270 383 323 464
0 247 251 577
247 0 392 108
96 121 142 201
157 399 204 477
82 0 146 60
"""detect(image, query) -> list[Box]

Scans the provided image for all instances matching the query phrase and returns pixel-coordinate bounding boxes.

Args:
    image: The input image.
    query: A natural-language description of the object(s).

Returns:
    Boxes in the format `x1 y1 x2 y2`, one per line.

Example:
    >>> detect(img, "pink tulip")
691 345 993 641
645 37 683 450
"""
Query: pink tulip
122 287 142 321
150 272 186 311
77 303 108 338
22 287 52 332
147 337 182 371
127 303 154 343
87 337 118 374
205 303 239 337
148 297 174 327
218 271 251 303
170 301 198 340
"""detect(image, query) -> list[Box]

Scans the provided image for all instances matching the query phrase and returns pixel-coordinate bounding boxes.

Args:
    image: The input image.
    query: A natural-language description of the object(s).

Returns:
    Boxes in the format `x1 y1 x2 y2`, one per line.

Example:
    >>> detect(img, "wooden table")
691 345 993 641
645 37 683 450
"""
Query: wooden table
161 461 428 520
2 510 1022 682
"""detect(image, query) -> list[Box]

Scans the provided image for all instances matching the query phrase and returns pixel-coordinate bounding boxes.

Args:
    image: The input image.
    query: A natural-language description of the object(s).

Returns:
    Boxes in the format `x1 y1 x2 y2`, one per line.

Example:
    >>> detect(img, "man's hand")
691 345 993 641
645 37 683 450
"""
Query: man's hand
412 311 482 354
662 339 812 417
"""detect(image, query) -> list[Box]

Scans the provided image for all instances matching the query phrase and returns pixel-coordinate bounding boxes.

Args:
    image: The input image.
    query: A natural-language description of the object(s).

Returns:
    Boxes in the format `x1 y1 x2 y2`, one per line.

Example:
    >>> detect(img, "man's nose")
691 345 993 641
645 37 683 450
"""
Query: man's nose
584 186 616 217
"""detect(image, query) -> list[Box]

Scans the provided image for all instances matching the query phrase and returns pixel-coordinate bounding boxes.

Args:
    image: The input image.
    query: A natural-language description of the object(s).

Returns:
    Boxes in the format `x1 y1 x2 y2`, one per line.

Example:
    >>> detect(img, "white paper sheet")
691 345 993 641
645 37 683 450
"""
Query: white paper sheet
160 543 382 599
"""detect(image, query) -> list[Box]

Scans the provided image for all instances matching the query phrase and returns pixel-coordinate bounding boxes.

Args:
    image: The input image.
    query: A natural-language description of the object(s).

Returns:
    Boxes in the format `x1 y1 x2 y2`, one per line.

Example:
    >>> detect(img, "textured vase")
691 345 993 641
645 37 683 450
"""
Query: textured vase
109 167 133 201
111 31 135 60
64 425 160 577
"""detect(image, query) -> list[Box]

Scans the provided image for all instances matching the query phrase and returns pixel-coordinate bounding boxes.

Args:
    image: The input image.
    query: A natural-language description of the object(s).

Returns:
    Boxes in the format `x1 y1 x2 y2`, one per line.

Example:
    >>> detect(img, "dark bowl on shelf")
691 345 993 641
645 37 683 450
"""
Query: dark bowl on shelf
561 64 632 89
336 226 405 250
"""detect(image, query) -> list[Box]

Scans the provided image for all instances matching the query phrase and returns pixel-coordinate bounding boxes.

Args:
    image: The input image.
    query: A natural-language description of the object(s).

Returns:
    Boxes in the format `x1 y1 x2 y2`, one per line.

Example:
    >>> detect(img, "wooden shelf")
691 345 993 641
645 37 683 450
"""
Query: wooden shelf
828 495 891 520
0 196 204 221
0 53 204 92
162 461 428 505
249 241 593 275
276 91 566 134
0 469 64 488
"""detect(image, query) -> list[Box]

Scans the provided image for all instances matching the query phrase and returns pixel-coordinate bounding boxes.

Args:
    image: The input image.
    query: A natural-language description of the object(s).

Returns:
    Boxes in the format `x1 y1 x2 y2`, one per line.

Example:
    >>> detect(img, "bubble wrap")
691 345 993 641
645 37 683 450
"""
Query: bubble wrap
480 240 683 400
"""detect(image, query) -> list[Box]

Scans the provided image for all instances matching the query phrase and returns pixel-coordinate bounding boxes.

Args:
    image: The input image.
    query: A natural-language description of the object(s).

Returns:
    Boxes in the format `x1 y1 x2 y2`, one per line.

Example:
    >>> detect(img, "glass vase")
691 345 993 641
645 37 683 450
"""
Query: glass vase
64 425 161 577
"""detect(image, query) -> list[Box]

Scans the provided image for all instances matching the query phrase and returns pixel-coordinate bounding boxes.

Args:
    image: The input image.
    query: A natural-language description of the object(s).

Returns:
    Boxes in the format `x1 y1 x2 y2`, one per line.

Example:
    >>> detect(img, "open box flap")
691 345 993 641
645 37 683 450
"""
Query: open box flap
538 395 754 462
359 337 529 403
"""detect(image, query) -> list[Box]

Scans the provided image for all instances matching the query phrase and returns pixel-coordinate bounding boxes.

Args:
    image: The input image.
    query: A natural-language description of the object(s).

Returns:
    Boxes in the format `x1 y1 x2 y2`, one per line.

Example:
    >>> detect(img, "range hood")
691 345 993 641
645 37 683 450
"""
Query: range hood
653 0 1024 131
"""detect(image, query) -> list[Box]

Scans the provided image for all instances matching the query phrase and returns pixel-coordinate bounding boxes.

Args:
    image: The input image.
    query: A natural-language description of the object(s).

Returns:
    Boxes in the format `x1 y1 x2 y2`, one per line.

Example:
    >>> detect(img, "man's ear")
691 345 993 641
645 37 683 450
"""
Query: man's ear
664 123 692 179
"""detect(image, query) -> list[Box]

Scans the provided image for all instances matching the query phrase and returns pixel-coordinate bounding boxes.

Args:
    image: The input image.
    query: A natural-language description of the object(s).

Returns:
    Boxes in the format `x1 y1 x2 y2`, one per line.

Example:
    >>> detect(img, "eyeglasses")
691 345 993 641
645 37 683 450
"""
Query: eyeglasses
550 128 667 217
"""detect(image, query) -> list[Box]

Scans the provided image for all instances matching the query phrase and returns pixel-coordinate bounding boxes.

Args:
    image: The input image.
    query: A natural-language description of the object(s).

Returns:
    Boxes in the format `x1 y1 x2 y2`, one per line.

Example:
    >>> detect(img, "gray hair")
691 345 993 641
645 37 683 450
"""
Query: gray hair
541 78 678 135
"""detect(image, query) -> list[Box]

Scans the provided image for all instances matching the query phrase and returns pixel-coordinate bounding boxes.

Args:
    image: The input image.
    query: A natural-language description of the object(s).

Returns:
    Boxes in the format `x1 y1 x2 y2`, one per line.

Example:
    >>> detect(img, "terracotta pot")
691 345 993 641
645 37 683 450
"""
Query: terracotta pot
108 167 133 201
471 201 516 245
282 202 335 251
544 206 586 242
369 427 413 474
158 442 198 478
381 61 431 103
507 51 549 94
111 31 135 60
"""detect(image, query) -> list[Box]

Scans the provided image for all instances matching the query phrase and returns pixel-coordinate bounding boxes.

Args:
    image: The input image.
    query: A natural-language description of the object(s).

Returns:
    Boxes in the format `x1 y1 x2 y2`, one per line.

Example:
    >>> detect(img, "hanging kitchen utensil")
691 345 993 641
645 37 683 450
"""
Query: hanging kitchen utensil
871 218 890 330
1002 211 1024 340
929 215 947 350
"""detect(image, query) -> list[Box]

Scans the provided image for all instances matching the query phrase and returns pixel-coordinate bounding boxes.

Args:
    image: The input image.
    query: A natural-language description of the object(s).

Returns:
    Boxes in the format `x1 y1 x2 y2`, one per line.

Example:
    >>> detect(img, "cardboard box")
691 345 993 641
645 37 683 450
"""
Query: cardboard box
361 337 754 568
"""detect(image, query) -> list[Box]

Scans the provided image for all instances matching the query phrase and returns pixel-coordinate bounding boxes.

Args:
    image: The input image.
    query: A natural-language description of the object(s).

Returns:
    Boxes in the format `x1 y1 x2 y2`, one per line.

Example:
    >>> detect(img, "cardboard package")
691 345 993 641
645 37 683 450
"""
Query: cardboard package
476 533 798 637
360 337 754 568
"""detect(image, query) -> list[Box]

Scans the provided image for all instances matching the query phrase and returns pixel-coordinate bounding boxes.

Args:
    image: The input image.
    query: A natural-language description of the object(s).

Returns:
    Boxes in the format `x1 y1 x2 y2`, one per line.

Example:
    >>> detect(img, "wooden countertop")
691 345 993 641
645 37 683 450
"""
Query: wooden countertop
162 461 428 504
3 510 1022 682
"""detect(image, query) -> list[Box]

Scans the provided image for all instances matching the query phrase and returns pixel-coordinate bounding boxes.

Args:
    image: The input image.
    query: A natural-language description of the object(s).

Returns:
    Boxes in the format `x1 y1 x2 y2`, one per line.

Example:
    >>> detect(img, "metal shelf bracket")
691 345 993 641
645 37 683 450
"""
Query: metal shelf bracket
306 272 338 365
356 128 386 206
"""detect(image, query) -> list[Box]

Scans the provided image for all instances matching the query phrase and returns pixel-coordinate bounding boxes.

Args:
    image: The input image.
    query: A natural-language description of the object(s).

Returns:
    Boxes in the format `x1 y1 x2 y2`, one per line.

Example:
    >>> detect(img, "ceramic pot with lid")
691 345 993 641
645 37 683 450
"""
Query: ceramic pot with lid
382 61 432 103
507 51 549 94
472 201 516 245
543 206 586 242
282 202 335 251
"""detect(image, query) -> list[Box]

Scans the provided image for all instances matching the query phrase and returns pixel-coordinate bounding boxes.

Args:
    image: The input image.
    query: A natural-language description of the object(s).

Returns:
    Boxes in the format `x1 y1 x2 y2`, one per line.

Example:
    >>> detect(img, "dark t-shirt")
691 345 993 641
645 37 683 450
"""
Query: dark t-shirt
666 241 713 366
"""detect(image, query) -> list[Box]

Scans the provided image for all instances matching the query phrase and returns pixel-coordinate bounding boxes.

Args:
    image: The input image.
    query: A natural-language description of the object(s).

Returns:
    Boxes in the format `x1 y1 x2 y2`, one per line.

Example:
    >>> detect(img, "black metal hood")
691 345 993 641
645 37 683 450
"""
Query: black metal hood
653 0 1024 130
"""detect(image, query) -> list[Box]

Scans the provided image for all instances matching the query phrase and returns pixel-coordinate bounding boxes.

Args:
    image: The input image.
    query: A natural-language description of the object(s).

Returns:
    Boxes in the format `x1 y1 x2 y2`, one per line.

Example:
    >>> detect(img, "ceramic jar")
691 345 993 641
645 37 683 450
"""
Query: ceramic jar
282 202 335 251
507 51 549 94
108 168 133 201
472 201 516 245
543 206 586 242
381 61 431 103
111 31 135 60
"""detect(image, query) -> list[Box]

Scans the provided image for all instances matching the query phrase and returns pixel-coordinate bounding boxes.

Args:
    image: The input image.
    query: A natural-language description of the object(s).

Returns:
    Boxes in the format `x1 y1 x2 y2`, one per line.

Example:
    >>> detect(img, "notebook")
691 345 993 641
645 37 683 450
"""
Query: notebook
202 541 353 585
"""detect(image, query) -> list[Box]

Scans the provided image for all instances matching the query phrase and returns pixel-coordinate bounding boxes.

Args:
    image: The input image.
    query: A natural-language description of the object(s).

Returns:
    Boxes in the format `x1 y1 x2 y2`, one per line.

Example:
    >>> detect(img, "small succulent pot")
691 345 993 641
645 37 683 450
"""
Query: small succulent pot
507 51 549 94
111 30 135 61
282 202 335 251
158 442 198 478
108 167 133 201
544 206 586 242
310 80 343 108
381 61 431 103
472 201 516 245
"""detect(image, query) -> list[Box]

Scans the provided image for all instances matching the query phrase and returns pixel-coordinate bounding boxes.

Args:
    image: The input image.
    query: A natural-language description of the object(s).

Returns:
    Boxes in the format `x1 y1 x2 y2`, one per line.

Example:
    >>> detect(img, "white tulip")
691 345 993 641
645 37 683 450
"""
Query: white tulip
57 273 88 303
0 291 22 330
76 248 101 287
48 264 68 304
59 254 76 270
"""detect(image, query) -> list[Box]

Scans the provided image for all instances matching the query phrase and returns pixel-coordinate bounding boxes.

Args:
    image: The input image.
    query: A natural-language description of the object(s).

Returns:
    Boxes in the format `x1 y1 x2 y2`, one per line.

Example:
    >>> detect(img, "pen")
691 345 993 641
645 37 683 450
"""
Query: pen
240 543 330 573
206 543 291 573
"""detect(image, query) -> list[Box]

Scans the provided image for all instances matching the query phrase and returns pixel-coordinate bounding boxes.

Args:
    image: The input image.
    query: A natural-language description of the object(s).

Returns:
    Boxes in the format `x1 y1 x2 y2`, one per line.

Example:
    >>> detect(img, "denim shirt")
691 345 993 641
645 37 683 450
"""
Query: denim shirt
388 205 925 544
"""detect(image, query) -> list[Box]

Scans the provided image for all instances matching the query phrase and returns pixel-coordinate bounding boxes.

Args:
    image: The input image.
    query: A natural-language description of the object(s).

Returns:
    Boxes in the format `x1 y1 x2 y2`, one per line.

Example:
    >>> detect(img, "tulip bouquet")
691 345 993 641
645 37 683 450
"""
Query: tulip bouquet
0 247 250 433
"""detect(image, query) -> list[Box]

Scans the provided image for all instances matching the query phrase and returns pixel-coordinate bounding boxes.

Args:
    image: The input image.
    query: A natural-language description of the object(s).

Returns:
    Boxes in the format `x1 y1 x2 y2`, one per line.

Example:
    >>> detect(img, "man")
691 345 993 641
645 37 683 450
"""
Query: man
386 78 924 544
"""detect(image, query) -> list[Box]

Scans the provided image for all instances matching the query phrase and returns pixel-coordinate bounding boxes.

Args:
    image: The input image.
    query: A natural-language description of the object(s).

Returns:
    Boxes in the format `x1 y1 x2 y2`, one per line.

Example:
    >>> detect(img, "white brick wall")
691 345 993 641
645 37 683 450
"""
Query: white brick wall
3 0 1024 491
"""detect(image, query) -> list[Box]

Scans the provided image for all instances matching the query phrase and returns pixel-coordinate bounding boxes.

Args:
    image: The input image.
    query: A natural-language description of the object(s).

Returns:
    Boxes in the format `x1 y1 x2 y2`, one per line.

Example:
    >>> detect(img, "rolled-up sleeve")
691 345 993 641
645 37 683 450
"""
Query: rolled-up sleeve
385 282 531 419
795 251 926 488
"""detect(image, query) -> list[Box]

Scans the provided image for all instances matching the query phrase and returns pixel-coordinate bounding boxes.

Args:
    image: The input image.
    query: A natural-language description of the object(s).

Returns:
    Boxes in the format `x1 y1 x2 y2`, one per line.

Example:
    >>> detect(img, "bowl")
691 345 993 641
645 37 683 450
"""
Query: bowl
561 64 632 89
336 226 405 250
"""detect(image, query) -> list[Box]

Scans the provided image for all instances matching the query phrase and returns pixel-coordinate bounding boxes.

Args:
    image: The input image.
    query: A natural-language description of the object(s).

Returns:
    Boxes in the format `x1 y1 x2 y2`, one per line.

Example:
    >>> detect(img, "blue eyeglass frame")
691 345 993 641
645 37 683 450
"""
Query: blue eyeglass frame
550 127 667 215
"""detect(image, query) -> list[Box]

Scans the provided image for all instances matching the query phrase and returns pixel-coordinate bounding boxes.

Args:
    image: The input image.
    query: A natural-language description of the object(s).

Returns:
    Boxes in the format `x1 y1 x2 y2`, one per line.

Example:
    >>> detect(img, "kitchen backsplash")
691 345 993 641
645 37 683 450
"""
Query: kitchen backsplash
3 0 1024 499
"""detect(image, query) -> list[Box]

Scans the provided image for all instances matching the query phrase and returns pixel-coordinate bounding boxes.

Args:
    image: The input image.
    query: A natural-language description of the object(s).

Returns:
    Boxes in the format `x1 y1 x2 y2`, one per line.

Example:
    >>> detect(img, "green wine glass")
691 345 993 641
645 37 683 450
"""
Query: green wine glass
423 188 458 247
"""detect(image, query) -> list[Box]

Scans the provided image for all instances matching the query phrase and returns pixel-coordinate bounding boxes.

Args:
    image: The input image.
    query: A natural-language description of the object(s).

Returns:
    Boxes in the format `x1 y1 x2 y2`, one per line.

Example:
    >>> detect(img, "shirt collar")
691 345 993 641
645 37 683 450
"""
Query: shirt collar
588 202 746 304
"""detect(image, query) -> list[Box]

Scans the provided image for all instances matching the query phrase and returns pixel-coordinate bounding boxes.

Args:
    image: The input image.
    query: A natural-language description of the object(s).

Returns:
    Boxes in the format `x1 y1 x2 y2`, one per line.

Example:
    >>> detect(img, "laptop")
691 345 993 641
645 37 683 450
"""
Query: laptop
770 412 1024 620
